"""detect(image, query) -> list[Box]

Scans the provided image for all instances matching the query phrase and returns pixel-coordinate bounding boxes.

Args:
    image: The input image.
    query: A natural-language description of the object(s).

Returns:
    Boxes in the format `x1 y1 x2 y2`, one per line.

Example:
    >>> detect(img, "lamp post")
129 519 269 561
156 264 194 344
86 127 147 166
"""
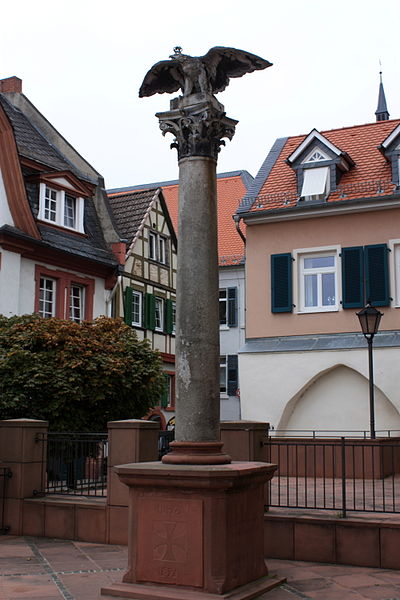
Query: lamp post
356 301 383 439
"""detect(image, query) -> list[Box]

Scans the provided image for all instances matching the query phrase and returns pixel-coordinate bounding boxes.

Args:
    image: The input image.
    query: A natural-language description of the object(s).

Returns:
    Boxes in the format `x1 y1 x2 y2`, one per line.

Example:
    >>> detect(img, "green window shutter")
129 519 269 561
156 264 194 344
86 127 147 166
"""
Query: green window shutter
341 246 364 308
165 299 173 334
227 287 238 327
271 253 292 313
227 355 238 396
124 287 133 325
365 244 390 306
160 373 170 408
144 293 156 330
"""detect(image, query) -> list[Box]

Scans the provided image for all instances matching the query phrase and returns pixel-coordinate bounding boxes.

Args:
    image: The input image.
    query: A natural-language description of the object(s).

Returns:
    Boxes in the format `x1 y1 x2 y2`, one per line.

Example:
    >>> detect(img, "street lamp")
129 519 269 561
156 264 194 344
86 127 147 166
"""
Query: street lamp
356 301 383 439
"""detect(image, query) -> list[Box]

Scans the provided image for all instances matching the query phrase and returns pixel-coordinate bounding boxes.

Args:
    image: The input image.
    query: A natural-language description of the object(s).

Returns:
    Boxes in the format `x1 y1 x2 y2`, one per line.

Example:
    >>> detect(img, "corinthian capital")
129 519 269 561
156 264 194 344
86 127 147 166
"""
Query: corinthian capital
156 95 238 161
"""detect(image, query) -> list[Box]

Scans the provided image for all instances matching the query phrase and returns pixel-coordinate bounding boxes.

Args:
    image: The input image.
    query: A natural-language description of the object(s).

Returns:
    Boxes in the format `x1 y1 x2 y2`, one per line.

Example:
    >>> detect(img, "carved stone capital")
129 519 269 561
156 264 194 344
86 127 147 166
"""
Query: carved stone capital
156 95 238 161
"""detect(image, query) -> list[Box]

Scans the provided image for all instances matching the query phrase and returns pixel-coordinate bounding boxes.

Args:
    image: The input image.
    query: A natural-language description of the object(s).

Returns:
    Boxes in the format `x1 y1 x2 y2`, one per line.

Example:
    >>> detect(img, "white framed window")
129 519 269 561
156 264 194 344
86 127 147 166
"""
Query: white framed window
148 230 168 264
44 187 57 222
219 289 227 325
132 291 143 326
149 231 157 260
300 166 330 201
155 297 164 331
294 246 340 313
389 239 400 307
39 183 84 233
219 356 227 394
39 277 56 318
70 285 85 323
159 236 166 264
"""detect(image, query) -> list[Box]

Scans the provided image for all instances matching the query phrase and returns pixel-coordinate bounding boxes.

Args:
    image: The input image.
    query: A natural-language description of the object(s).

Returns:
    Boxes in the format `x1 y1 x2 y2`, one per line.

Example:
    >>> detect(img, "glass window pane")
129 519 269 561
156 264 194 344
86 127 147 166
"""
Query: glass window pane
322 273 336 306
304 274 317 306
219 356 227 393
304 256 334 269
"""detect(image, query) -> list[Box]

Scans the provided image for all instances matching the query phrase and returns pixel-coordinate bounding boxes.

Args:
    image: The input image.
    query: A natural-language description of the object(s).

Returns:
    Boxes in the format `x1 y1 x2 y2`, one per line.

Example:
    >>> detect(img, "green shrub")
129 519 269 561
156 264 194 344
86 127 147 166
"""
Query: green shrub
0 315 164 432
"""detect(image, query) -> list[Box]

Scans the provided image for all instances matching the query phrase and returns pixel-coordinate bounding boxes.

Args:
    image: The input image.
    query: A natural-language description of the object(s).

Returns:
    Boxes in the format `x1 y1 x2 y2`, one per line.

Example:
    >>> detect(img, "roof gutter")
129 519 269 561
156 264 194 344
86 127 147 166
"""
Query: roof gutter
239 192 400 225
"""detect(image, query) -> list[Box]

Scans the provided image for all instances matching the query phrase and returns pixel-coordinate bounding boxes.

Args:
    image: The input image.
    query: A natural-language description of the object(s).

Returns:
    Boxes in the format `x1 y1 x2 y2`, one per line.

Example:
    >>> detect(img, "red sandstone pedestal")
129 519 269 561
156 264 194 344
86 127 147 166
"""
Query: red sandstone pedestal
101 461 283 599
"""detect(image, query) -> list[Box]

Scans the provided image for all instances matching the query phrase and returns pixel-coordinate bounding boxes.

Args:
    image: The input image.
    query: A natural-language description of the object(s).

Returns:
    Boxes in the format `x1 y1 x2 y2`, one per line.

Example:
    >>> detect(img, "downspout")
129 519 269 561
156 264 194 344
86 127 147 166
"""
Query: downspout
233 214 246 245
105 274 123 317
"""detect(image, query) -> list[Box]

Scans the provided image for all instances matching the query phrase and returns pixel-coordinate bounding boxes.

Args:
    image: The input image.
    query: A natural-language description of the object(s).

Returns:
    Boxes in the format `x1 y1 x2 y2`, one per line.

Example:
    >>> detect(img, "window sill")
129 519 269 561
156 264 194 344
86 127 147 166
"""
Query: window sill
296 307 339 314
220 393 229 399
38 219 86 236
219 325 230 331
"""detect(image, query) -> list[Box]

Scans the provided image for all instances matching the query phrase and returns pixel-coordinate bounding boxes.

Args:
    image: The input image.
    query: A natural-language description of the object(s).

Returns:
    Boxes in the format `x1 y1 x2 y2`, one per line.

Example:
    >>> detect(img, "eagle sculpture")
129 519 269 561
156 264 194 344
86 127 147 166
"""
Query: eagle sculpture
139 46 272 98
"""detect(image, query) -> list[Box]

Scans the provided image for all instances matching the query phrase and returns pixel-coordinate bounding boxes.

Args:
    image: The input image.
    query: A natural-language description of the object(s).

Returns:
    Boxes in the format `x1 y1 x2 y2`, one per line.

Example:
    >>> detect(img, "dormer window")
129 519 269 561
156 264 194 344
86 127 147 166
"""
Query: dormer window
380 125 400 186
39 183 84 233
287 129 354 205
300 166 330 201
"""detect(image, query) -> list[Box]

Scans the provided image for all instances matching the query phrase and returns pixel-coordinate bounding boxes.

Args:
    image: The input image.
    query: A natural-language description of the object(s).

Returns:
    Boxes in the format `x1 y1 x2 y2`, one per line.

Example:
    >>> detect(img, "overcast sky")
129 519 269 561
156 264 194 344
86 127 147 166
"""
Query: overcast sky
2 0 400 189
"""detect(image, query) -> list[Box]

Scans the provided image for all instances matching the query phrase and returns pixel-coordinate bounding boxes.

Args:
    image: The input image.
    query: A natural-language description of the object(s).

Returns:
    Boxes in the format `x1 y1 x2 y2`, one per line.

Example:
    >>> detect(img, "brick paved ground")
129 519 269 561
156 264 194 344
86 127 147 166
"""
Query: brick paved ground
0 536 400 600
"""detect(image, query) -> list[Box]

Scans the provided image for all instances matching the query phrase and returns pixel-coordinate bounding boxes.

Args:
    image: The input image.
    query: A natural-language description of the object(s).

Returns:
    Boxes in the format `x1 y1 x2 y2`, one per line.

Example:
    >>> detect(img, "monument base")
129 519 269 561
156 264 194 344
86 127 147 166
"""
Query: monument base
102 570 282 599
101 461 283 599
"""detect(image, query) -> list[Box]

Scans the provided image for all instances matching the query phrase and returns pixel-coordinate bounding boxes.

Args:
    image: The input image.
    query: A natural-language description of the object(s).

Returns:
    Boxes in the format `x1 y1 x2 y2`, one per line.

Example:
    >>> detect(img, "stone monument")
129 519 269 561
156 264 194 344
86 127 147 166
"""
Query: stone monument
102 46 283 600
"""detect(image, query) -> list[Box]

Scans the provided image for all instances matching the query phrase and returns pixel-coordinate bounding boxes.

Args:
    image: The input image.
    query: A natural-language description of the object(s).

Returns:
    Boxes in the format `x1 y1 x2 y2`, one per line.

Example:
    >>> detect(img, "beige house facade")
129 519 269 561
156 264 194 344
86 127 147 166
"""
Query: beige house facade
237 118 400 434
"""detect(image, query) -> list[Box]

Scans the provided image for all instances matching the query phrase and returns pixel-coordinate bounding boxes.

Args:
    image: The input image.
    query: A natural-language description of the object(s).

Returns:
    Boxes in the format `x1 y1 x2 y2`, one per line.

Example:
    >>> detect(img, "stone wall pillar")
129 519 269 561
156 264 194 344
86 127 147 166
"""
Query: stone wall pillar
220 421 269 461
0 418 48 534
106 419 159 544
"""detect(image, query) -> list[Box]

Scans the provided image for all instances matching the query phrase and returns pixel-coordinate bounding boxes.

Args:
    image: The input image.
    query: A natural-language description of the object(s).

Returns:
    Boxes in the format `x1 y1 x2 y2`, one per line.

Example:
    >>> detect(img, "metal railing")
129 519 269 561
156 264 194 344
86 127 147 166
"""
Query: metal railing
35 432 108 497
268 429 400 439
0 466 12 534
158 430 174 460
264 436 400 517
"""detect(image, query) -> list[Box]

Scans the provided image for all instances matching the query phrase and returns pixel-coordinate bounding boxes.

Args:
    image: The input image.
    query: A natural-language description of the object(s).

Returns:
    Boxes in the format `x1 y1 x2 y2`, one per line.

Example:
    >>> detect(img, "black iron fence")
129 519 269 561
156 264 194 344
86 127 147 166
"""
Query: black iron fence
158 429 174 460
264 436 400 517
35 432 108 497
0 466 12 534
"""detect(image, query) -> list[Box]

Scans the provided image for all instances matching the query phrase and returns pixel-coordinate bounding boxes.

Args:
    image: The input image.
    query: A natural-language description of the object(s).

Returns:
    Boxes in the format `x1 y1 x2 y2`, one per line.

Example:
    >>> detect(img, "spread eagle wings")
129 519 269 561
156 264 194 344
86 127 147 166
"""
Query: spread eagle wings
139 47 272 98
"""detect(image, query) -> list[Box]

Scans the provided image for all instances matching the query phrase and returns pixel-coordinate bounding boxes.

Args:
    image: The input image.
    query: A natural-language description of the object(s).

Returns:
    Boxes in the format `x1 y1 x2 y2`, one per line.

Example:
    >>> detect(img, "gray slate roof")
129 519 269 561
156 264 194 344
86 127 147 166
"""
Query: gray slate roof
0 94 92 183
0 94 117 269
108 188 158 243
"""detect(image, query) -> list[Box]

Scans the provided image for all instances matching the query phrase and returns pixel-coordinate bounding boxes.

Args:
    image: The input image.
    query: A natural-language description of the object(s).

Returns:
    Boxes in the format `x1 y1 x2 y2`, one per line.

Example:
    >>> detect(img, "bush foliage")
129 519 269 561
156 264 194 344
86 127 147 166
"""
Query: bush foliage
0 315 164 432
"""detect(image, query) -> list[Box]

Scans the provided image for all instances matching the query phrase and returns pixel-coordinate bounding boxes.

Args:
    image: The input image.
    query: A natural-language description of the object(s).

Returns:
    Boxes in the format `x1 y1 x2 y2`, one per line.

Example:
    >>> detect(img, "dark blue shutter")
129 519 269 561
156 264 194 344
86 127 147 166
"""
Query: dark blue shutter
227 287 238 327
365 244 390 306
341 246 364 308
124 287 133 325
227 355 238 396
271 253 292 313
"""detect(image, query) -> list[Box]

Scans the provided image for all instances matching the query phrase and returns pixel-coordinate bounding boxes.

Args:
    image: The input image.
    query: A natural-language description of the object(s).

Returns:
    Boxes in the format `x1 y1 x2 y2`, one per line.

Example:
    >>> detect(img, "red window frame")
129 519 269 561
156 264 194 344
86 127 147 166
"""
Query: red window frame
35 265 95 320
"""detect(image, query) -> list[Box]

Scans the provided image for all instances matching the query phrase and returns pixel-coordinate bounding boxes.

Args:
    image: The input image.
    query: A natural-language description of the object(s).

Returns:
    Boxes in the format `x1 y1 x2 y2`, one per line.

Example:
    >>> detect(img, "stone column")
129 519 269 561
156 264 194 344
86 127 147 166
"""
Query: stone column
157 94 237 464
0 418 48 535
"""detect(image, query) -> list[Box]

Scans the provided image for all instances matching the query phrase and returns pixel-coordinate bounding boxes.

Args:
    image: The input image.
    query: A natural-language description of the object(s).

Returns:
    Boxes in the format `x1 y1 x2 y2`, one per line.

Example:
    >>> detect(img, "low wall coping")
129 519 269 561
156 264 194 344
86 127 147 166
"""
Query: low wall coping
220 421 269 431
108 419 160 430
0 419 48 428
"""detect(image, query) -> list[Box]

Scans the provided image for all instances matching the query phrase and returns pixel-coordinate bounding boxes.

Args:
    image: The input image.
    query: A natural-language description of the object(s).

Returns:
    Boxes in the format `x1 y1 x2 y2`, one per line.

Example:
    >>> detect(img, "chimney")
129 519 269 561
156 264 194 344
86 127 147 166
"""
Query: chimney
0 77 22 93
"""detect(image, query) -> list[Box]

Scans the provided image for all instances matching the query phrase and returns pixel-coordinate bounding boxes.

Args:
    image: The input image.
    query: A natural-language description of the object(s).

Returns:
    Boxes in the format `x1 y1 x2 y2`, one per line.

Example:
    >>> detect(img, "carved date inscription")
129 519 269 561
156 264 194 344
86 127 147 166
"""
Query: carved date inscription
136 497 203 587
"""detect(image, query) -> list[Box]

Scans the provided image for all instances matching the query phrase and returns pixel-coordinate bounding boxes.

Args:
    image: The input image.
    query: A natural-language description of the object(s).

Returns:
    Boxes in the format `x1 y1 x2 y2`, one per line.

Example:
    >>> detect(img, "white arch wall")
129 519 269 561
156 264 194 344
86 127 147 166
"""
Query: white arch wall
281 365 400 433
239 346 400 432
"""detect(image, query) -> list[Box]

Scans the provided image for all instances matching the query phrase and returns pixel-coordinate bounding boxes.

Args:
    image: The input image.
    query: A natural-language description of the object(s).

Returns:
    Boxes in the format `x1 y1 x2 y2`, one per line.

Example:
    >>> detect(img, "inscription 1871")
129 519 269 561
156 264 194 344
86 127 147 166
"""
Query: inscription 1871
137 497 203 587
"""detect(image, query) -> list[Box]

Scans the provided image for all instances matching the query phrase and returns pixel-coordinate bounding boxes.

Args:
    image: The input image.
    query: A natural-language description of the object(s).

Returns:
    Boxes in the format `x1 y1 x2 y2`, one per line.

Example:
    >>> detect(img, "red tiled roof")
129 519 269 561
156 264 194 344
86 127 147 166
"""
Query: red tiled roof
109 175 247 266
251 119 400 212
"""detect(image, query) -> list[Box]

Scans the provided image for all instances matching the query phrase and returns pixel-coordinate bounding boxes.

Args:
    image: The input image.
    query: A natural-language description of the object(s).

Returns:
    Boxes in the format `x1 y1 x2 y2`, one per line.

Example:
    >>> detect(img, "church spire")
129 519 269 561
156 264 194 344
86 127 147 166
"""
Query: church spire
375 71 390 122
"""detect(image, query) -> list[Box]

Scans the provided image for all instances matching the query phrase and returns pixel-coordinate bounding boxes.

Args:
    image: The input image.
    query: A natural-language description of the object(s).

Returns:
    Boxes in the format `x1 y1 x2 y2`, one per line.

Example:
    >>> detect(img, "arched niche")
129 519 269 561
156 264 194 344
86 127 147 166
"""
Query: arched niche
277 364 400 435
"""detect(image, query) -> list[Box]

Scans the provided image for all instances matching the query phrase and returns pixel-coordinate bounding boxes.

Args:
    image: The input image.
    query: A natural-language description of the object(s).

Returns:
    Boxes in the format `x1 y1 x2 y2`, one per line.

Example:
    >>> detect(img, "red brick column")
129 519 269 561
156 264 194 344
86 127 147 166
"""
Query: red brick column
107 419 160 544
0 419 48 534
